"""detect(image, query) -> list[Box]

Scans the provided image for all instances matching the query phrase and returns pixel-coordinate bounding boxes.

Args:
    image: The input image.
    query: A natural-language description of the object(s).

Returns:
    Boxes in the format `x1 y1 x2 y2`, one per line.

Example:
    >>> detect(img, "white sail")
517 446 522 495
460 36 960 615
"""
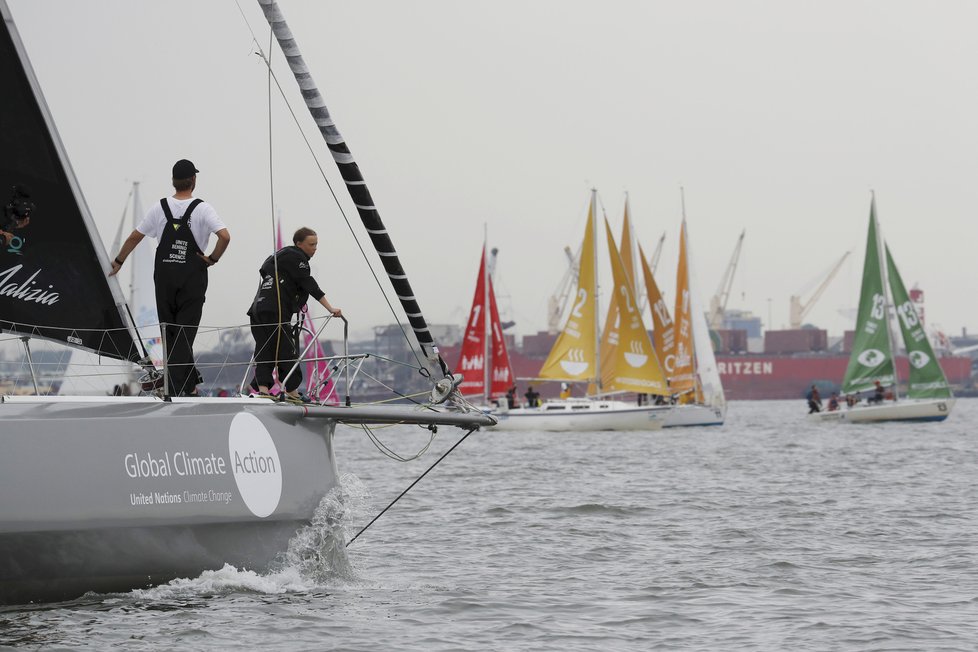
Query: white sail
685 225 725 411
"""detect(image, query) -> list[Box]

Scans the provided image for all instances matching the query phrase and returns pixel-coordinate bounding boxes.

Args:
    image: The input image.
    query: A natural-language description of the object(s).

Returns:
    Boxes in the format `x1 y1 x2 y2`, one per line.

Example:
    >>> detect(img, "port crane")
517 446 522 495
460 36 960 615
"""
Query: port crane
708 229 746 329
789 250 850 329
546 245 579 334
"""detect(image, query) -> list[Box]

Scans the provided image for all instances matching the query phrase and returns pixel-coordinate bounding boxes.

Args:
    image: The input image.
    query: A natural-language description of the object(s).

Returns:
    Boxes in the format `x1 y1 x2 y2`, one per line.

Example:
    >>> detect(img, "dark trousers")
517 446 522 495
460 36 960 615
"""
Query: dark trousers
155 271 207 396
250 315 302 393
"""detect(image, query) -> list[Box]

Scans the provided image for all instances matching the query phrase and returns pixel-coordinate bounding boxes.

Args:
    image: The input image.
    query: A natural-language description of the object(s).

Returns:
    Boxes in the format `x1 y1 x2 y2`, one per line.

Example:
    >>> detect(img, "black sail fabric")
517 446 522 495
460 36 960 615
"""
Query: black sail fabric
0 7 140 362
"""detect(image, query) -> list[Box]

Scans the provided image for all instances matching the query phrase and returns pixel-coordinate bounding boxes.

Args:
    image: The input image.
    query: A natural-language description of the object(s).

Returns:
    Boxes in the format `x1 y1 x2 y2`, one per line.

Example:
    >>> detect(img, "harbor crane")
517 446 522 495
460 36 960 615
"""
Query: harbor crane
789 250 851 329
547 245 579 334
708 229 746 330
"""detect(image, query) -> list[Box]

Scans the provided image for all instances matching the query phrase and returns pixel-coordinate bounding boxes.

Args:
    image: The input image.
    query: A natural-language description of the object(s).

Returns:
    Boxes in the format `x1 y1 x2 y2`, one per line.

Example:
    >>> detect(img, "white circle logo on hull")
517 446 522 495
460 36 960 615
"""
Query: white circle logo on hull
228 412 283 518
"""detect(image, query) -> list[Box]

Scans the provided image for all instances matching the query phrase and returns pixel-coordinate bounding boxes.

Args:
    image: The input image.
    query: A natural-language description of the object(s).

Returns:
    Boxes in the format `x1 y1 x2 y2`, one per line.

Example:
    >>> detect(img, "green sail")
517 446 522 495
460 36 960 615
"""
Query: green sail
885 245 952 399
841 200 895 394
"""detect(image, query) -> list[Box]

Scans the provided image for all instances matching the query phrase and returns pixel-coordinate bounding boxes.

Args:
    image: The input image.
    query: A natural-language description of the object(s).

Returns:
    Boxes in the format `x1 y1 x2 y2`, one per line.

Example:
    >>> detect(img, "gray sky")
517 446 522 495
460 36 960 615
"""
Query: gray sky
10 0 978 344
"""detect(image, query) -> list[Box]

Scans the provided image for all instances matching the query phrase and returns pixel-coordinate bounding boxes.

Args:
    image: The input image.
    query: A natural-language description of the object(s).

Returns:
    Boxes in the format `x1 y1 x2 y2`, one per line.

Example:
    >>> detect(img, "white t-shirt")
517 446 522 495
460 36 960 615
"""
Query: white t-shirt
136 197 226 252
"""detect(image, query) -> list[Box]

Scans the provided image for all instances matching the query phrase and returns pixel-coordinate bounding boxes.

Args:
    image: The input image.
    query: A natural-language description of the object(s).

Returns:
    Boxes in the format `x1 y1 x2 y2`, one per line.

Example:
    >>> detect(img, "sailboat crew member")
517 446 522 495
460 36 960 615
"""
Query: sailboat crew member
110 159 230 396
247 227 341 402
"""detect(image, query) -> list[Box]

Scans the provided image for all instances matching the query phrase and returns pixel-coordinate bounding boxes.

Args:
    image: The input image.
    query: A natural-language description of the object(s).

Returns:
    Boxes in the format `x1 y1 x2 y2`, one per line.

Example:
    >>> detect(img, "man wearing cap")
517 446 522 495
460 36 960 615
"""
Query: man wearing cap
110 159 230 396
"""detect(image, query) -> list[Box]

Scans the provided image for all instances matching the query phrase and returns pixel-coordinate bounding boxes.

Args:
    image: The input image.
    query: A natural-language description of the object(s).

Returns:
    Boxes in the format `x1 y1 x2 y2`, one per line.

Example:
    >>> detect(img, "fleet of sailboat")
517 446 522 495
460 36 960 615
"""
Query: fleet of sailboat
810 196 954 423
490 188 727 431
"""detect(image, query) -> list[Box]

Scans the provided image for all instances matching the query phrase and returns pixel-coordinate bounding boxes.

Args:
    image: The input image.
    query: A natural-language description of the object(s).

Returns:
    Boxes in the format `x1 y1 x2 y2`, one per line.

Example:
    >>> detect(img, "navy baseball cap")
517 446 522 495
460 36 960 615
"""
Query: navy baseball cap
172 159 199 179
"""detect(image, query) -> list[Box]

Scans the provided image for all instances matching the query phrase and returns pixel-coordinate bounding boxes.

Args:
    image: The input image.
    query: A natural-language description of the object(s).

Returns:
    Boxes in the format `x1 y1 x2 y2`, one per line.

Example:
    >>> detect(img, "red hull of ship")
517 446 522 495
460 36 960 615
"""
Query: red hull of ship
715 355 971 400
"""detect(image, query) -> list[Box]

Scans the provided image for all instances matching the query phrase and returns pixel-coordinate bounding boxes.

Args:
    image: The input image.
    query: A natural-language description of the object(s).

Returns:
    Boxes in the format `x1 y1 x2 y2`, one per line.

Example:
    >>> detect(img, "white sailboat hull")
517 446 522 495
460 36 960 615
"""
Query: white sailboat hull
809 398 955 423
489 399 664 431
660 403 726 428
0 396 493 604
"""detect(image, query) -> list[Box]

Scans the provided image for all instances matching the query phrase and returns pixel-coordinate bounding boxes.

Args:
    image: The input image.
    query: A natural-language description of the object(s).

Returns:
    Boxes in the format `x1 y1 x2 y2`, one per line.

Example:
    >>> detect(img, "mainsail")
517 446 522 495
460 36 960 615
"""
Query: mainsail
684 221 725 409
457 243 513 400
0 6 140 362
670 219 696 395
885 244 951 399
538 195 598 383
487 274 513 397
602 219 667 395
639 244 675 374
841 198 896 394
599 199 638 389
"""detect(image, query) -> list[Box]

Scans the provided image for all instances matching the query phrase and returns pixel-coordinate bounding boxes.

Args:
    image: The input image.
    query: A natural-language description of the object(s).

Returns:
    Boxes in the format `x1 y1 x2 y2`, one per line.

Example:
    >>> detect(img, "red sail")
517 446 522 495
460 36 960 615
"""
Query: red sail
488 277 514 398
456 246 489 397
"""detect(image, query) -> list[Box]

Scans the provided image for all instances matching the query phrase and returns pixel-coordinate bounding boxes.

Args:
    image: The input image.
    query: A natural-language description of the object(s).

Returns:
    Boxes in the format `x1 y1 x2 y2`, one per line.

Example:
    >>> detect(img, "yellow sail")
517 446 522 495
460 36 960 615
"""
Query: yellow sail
671 219 696 397
538 195 598 383
639 244 675 375
603 219 668 395
598 199 637 389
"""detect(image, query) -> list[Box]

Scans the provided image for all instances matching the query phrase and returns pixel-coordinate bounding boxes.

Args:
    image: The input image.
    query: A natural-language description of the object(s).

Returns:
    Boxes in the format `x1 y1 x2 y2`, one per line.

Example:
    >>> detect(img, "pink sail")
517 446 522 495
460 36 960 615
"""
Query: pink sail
301 305 337 404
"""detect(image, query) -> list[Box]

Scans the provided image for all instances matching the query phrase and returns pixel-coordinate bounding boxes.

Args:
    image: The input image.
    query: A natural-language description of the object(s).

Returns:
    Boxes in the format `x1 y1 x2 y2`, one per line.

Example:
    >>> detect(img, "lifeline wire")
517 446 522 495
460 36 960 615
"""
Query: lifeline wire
346 426 479 547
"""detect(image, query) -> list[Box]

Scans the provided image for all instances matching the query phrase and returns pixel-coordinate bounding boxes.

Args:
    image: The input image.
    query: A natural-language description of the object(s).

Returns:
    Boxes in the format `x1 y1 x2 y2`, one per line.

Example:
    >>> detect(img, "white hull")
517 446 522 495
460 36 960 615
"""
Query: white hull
809 398 955 423
0 395 493 604
660 403 726 428
489 399 664 431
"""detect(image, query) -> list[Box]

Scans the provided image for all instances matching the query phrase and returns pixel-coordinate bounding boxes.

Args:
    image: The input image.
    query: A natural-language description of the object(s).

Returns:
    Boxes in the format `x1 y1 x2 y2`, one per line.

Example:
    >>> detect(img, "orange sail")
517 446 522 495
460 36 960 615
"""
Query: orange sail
671 219 696 396
639 244 675 376
538 195 599 383
602 219 668 395
599 198 639 390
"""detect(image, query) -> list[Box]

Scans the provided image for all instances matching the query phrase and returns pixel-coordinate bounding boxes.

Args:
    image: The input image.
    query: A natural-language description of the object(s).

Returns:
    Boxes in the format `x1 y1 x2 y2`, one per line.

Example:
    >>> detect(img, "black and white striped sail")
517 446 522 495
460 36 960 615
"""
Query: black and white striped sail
0 3 140 362
257 0 449 376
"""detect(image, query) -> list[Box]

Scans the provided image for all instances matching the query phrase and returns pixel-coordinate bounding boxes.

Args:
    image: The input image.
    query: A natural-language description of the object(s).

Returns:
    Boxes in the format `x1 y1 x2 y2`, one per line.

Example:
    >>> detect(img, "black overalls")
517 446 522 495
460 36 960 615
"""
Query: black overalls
247 246 324 393
154 198 207 396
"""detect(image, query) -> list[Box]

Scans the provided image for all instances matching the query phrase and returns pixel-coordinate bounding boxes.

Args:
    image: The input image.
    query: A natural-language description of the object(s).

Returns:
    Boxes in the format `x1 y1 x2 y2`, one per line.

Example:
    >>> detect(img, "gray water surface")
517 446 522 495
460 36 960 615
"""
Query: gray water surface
2 400 976 650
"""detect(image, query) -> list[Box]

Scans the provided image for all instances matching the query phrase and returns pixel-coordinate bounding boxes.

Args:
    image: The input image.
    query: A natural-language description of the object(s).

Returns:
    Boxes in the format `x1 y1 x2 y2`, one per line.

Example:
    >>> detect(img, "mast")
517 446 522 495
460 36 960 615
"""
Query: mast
483 226 490 405
591 189 601 393
680 187 701 400
257 0 451 381
872 192 900 398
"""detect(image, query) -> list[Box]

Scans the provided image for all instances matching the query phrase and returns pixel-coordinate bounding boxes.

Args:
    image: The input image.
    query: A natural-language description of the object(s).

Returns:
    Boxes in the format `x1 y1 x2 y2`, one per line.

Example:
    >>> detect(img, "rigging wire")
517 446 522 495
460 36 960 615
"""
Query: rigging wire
233 1 425 373
346 425 479 547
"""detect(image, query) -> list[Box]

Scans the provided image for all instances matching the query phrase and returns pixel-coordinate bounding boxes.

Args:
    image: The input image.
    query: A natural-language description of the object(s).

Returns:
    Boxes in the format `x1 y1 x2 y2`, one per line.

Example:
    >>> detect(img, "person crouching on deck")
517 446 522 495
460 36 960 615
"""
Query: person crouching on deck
247 227 341 402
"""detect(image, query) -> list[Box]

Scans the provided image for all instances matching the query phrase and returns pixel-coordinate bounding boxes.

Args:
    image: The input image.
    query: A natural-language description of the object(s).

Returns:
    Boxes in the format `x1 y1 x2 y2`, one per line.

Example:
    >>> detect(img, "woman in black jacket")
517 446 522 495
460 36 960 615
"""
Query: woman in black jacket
247 227 341 401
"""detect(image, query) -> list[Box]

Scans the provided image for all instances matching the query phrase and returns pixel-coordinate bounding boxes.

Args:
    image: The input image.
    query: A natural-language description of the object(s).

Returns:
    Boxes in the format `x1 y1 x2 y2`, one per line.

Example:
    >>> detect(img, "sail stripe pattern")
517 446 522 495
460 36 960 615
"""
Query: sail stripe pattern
257 0 444 368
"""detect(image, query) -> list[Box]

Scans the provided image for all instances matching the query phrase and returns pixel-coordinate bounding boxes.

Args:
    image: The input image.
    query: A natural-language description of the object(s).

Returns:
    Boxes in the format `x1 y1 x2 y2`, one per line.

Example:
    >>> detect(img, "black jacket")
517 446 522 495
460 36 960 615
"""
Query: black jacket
247 246 325 320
